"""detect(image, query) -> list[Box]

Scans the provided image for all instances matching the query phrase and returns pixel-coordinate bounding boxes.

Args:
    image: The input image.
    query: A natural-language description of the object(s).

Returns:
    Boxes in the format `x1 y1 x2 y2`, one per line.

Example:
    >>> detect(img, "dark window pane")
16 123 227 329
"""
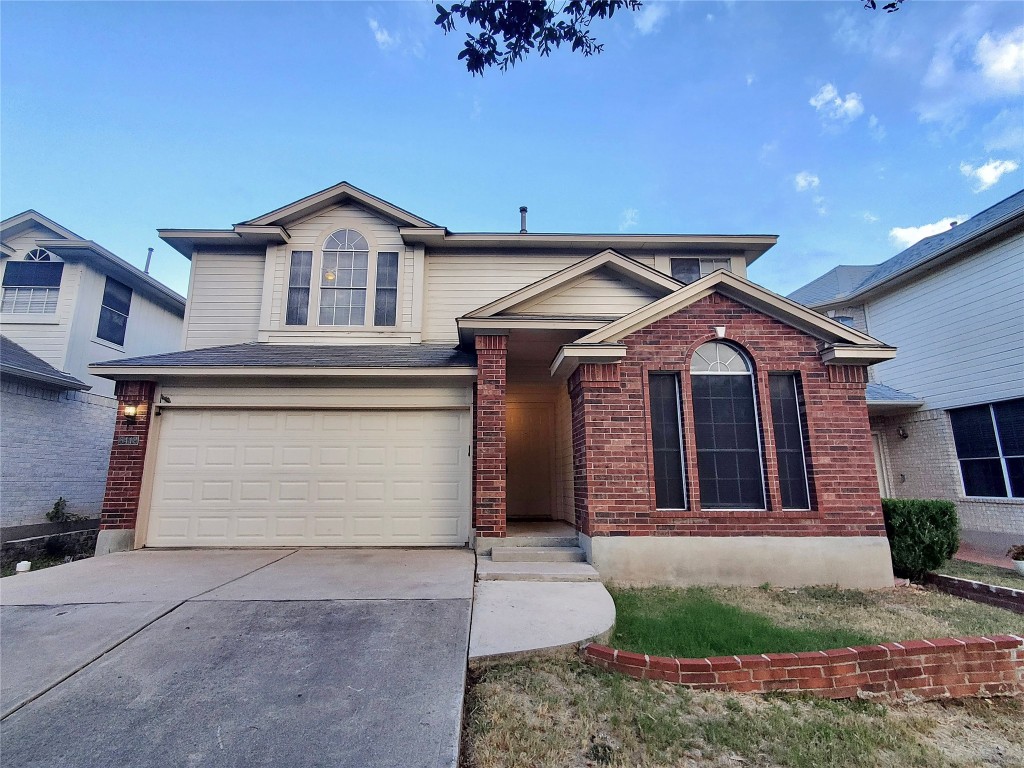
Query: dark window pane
97 307 128 345
770 374 810 509
649 374 686 509
692 373 764 509
286 251 312 326
959 459 1007 497
373 252 399 326
993 398 1024 456
1006 457 1024 498
949 405 999 459
101 278 132 315
3 261 63 287
670 258 700 284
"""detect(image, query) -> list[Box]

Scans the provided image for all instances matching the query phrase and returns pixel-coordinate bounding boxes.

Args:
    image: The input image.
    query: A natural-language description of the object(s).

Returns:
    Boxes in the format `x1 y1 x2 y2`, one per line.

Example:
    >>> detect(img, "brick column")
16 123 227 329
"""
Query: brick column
95 380 156 555
474 335 507 539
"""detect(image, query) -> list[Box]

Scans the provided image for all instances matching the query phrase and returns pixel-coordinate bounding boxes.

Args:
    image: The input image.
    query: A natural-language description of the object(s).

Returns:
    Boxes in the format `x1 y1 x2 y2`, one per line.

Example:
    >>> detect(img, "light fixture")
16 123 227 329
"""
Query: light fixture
123 404 138 422
897 426 909 440
325 271 336 282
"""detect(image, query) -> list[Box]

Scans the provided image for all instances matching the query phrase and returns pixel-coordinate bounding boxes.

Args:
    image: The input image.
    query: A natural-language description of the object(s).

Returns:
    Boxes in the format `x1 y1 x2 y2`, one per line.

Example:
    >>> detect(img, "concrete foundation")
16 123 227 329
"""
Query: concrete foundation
94 529 134 556
580 534 895 589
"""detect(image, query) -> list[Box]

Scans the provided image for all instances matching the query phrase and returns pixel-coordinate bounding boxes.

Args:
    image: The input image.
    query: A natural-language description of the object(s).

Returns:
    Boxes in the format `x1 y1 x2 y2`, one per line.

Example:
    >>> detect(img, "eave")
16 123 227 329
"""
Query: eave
158 226 290 258
88 365 478 381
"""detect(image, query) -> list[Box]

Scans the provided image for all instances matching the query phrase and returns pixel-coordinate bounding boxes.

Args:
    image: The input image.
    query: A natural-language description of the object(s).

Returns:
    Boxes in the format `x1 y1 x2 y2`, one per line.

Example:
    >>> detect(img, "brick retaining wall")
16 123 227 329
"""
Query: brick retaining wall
582 635 1024 701
924 573 1024 615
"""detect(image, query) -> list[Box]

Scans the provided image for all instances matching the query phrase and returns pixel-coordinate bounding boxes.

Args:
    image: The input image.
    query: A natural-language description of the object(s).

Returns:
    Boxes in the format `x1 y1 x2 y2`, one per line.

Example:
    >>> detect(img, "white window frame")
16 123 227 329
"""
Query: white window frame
951 401 1022 499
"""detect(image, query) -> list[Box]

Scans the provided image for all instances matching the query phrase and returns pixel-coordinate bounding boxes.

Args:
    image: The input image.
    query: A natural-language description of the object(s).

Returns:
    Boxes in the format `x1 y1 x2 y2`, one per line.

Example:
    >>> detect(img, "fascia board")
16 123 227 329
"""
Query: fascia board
88 365 479 381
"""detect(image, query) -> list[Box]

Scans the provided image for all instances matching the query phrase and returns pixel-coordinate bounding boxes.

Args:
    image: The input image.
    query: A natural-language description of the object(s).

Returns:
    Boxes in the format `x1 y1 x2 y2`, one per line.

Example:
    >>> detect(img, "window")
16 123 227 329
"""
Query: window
949 398 1024 498
25 248 52 261
96 277 132 345
286 251 312 325
1 259 63 314
671 257 731 285
649 373 687 509
690 342 765 509
319 229 368 326
769 373 811 509
373 252 399 327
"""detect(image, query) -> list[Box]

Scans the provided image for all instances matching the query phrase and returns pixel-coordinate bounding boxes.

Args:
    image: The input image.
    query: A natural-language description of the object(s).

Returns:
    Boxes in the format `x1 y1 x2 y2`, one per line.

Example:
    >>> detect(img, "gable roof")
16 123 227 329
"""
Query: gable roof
242 181 437 229
787 264 877 307
580 269 886 346
0 210 83 243
464 250 681 319
0 335 89 391
790 188 1024 308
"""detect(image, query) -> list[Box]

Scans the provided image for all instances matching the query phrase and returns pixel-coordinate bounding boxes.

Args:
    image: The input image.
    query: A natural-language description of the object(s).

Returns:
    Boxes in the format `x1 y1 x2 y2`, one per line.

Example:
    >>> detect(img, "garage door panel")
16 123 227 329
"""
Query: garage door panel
147 409 470 547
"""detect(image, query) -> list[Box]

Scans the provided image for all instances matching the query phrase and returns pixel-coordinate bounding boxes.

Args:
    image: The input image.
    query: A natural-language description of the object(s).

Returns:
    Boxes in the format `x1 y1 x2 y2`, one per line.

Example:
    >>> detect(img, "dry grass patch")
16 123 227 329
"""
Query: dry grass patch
462 656 1024 768
936 560 1024 591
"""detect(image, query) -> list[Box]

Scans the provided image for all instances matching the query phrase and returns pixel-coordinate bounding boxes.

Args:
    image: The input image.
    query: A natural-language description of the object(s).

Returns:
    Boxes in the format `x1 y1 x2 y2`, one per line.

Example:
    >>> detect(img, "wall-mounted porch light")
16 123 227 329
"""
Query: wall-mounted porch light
123 404 139 422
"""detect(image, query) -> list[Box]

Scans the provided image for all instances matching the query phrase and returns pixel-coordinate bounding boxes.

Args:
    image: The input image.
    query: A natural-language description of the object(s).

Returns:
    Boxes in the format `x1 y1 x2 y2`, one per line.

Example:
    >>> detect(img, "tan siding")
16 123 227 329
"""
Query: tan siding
184 252 264 350
512 268 658 316
868 231 1024 410
1 259 79 371
156 381 472 409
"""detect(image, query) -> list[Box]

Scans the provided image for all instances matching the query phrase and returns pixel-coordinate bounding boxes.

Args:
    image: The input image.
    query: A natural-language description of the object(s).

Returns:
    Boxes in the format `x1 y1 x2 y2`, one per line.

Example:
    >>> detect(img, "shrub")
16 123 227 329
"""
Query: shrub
45 497 87 523
1007 545 1024 561
882 498 959 579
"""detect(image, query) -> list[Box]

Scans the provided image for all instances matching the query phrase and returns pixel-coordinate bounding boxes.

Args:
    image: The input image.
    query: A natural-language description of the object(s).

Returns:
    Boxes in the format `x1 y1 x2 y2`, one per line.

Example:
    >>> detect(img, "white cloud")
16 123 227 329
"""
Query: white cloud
889 215 967 248
960 159 1021 192
619 208 639 232
759 141 779 165
975 27 1024 95
982 108 1024 153
809 83 864 123
634 3 669 35
793 171 820 192
863 212 879 223
868 114 886 141
813 195 828 216
745 73 756 87
368 18 397 50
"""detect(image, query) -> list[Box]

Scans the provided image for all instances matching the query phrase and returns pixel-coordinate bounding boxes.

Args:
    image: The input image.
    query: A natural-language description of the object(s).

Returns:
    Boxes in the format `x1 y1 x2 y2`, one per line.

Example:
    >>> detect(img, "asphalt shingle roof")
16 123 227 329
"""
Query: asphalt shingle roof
865 382 922 403
789 189 1024 307
1 335 88 390
90 342 477 369
787 265 877 307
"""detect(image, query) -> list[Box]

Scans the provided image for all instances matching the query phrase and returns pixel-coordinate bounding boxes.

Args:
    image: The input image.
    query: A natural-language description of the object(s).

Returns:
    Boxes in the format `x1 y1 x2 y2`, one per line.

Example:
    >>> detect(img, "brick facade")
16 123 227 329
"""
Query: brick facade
474 335 507 538
568 294 885 539
99 380 156 532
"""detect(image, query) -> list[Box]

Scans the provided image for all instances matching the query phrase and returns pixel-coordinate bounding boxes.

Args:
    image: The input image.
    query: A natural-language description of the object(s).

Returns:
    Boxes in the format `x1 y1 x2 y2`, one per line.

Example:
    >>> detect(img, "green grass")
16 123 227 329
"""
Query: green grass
0 554 72 578
609 586 877 658
936 559 1024 590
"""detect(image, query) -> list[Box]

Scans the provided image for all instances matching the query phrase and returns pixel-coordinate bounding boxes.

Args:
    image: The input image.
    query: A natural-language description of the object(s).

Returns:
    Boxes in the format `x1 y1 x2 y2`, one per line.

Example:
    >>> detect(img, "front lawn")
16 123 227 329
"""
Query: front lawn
609 584 1023 659
0 554 70 578
936 559 1024 591
462 656 1024 768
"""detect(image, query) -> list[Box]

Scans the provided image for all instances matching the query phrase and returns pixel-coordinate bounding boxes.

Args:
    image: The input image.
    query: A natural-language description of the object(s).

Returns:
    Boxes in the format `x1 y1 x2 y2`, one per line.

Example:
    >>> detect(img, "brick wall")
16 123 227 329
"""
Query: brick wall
570 293 885 538
0 378 117 527
99 381 156 532
474 335 507 538
871 408 1024 535
583 634 1024 701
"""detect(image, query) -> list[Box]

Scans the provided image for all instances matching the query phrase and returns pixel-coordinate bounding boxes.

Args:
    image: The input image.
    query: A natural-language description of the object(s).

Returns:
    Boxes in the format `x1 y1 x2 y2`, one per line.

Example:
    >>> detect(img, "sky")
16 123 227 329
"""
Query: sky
2 0 1023 298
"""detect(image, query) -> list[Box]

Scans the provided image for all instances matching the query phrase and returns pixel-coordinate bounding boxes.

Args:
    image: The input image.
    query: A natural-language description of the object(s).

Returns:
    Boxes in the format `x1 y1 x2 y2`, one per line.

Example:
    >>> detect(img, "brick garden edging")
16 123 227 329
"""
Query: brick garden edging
923 573 1024 615
582 635 1024 702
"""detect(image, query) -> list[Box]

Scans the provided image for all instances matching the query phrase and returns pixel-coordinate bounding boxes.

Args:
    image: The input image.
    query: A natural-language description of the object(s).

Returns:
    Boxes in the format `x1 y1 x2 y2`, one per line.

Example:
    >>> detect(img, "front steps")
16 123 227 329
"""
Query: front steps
476 523 599 582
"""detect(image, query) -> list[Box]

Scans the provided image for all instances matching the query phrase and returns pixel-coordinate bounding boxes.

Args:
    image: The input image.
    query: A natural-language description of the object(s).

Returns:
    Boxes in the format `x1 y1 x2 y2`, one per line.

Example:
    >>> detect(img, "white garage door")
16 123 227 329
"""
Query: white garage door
146 409 471 547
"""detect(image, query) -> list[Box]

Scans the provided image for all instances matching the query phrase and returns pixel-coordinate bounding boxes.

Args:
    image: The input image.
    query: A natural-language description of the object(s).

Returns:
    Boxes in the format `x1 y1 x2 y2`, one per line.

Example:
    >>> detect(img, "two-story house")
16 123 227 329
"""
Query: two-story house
790 190 1024 544
89 182 898 587
0 211 185 527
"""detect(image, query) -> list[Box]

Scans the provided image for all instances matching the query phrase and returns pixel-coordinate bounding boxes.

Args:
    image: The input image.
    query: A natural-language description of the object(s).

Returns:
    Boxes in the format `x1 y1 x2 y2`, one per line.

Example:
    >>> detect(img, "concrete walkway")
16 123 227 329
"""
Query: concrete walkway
469 580 615 659
1 548 474 768
956 529 1019 570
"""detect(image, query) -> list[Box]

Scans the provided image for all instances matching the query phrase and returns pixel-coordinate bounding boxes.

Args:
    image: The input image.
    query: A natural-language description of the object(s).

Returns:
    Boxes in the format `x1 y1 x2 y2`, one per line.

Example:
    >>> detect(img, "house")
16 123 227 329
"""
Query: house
0 211 186 526
88 182 898 588
790 190 1024 543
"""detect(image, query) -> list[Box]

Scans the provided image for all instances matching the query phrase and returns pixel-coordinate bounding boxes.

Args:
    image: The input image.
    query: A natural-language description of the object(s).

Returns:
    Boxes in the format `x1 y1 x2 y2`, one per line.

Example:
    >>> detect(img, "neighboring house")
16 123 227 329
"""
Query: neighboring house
790 190 1024 540
89 182 897 588
0 211 186 526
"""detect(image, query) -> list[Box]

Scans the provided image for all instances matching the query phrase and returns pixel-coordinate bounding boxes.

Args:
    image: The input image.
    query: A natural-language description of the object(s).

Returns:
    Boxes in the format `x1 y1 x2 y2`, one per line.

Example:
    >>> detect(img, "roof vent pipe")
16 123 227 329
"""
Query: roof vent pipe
949 221 958 228
144 247 154 274
520 206 528 234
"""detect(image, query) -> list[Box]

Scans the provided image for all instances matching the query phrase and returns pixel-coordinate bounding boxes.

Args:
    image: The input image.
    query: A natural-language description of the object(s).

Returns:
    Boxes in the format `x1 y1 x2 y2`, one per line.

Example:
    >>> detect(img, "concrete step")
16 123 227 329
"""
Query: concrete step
476 535 579 553
490 546 586 563
476 556 600 583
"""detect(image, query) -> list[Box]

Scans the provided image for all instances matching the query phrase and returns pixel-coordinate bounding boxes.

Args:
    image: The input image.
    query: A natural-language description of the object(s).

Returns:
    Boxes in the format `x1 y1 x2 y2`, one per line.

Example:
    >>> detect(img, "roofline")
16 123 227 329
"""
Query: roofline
241 181 437 229
810 200 1024 309
1 210 84 241
399 228 777 259
88 365 478 381
157 226 289 258
1 364 90 391
36 240 186 315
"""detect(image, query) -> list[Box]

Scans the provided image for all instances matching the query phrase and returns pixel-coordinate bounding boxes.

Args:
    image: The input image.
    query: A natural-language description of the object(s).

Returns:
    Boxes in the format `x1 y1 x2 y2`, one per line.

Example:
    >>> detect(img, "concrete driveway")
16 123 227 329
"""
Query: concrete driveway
0 548 475 768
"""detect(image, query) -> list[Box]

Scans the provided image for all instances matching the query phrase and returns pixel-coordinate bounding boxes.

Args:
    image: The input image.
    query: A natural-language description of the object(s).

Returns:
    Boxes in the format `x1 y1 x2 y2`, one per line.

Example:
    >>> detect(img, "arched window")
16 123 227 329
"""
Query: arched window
319 229 369 326
690 341 766 509
25 248 52 261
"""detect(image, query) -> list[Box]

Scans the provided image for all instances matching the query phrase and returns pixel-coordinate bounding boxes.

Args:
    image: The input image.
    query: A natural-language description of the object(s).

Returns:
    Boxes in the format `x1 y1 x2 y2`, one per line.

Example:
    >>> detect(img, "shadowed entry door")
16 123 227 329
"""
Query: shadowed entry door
506 402 554 519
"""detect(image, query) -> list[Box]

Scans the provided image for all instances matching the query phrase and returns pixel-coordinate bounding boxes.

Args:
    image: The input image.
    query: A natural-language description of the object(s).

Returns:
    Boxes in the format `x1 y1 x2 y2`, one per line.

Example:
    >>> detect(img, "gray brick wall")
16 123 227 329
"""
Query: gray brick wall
871 407 1024 536
0 379 117 527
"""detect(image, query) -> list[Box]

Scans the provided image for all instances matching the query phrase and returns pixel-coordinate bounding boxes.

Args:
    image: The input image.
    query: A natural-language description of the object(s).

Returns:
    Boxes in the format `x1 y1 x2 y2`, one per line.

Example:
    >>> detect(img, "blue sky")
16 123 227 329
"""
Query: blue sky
2 1 1022 297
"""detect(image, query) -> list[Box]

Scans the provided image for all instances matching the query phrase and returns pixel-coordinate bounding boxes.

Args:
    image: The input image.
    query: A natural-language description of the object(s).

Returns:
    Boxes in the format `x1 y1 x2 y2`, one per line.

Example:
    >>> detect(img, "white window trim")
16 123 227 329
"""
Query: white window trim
954 403 1020 500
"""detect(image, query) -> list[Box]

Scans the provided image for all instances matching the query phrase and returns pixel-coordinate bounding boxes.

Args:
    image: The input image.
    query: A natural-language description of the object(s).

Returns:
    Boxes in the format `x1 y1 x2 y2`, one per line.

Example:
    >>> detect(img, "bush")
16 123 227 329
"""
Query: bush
45 497 87 523
882 498 959 579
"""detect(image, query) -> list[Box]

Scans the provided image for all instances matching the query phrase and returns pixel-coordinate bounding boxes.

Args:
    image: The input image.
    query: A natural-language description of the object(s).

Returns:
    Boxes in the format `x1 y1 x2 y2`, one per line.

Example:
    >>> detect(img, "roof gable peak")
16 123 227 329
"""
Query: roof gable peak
241 182 437 229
